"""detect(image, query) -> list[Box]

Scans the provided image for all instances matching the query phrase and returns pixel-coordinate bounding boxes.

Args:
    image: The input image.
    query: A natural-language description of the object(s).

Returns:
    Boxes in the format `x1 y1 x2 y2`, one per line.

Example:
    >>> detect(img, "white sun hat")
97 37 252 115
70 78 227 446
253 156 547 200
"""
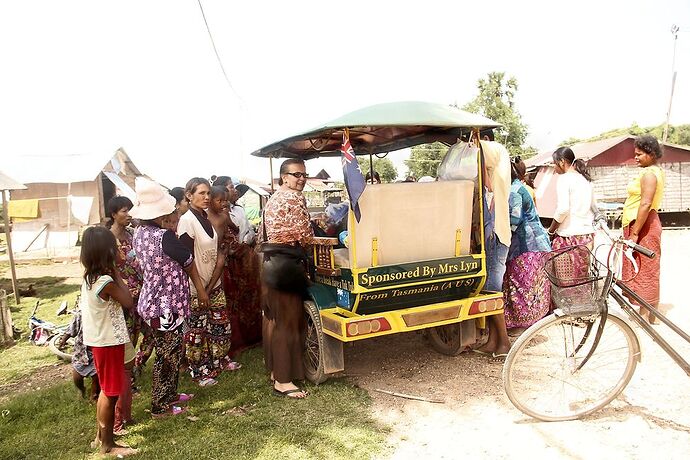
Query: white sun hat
130 177 176 220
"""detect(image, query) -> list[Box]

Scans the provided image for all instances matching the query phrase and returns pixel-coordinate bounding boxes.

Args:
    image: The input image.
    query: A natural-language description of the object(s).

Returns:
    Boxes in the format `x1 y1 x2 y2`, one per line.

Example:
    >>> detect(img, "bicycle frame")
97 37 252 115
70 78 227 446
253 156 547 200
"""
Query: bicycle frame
584 227 690 377
609 282 690 376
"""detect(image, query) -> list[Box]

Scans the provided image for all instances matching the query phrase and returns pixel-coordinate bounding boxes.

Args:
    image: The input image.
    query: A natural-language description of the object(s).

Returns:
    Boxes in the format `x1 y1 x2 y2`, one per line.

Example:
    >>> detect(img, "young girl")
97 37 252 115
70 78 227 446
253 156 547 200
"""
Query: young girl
106 195 142 435
79 226 137 457
207 185 244 365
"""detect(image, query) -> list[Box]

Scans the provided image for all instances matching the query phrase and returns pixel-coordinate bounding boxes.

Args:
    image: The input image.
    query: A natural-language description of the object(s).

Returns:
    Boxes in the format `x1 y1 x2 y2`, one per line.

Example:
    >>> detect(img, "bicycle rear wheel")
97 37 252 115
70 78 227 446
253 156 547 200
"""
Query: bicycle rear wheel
503 312 639 421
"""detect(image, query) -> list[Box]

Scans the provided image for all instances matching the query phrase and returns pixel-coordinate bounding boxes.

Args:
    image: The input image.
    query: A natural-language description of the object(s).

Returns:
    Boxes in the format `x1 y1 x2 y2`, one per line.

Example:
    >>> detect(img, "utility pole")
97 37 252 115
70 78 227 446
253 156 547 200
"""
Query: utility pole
662 25 680 143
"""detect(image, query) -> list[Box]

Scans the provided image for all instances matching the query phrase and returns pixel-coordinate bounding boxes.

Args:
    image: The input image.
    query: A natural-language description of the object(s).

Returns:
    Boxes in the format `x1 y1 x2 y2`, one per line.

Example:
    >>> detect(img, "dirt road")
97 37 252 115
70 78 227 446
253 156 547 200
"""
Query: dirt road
345 230 690 460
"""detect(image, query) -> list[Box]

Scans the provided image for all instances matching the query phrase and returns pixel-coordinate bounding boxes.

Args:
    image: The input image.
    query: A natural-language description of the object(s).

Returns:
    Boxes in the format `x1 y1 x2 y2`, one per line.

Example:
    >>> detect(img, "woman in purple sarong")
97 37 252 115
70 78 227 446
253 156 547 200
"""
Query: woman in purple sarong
502 158 552 332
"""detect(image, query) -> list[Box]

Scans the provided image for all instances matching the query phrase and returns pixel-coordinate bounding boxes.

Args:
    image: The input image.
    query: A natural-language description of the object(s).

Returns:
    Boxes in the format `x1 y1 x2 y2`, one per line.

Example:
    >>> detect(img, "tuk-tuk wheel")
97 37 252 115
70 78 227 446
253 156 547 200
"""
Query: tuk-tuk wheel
426 323 464 356
303 301 329 385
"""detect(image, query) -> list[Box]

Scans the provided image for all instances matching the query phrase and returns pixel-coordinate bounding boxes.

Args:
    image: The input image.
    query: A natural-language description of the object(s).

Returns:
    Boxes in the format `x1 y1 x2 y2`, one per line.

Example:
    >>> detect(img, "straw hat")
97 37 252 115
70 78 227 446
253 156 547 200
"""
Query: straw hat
130 177 176 220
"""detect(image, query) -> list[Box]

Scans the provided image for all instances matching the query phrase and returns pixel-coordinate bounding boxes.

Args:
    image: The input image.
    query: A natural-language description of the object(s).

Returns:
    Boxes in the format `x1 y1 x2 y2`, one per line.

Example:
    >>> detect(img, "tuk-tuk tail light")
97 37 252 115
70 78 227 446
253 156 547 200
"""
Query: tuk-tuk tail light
469 297 504 315
346 318 391 337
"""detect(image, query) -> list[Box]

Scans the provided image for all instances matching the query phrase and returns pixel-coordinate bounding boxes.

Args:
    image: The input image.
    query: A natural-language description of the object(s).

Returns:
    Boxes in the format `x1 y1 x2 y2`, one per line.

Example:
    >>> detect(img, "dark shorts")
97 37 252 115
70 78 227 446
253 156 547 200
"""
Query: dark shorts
91 344 125 397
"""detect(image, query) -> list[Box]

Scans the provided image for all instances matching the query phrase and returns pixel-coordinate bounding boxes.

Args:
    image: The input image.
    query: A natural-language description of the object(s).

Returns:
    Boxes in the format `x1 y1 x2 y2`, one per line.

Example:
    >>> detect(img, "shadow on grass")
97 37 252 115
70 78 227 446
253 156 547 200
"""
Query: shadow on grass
1 276 78 310
0 278 81 386
0 348 390 460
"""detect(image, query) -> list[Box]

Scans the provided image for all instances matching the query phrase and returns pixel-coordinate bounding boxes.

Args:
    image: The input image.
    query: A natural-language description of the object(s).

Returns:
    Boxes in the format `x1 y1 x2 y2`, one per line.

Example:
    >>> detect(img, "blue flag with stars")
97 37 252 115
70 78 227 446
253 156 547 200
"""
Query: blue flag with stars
340 131 366 222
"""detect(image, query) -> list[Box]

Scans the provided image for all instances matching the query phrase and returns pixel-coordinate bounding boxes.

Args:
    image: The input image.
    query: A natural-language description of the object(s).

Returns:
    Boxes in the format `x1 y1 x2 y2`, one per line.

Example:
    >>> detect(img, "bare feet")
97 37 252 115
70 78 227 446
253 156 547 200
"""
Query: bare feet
104 444 138 456
507 327 526 337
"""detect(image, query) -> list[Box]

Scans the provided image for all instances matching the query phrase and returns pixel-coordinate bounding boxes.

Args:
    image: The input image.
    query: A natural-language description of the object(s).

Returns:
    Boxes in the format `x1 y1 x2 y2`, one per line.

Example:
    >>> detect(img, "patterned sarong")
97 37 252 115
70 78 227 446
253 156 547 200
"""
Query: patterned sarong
503 251 551 328
184 285 232 380
551 233 595 283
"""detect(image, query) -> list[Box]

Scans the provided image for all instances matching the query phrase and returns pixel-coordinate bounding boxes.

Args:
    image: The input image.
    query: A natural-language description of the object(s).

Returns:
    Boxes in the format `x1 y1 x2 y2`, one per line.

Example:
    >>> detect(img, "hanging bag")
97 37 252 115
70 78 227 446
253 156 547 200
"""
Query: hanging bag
437 135 480 180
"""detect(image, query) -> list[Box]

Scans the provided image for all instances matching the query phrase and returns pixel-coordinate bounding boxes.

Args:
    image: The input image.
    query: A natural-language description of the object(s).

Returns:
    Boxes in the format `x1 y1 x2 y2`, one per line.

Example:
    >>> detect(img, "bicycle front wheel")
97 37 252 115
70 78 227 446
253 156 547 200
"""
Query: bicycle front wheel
503 312 639 421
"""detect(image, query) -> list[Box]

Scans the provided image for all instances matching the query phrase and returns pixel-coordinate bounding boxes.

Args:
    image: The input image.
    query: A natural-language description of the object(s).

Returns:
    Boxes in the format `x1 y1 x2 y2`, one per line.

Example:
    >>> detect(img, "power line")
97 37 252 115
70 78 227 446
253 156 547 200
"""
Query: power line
196 0 248 174
196 0 245 106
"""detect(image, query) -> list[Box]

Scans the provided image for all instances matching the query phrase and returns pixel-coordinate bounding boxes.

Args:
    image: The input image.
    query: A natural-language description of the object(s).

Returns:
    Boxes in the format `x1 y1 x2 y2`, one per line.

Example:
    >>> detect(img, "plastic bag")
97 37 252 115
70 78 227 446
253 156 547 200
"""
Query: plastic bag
437 141 479 180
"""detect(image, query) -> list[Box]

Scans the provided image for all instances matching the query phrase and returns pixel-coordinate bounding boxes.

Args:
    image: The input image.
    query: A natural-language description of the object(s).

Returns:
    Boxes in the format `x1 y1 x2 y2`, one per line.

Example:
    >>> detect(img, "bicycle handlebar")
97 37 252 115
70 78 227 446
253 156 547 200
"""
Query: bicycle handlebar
594 220 655 259
627 241 656 259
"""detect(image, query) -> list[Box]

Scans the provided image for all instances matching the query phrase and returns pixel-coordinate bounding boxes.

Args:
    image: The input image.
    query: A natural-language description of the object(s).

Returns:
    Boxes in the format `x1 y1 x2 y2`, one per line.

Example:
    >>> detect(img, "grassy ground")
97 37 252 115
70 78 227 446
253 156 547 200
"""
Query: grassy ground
0 275 80 384
0 270 389 459
0 348 388 460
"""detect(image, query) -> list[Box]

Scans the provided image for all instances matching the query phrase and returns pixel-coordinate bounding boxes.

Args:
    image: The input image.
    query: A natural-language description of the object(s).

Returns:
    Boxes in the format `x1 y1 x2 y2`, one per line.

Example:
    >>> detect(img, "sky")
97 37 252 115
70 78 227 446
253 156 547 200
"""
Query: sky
1 0 689 187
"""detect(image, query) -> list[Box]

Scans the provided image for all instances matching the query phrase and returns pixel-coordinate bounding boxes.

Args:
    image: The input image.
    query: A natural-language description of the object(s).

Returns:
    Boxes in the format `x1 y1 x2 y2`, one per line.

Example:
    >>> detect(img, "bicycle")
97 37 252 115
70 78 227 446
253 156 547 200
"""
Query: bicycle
502 222 690 421
28 300 75 362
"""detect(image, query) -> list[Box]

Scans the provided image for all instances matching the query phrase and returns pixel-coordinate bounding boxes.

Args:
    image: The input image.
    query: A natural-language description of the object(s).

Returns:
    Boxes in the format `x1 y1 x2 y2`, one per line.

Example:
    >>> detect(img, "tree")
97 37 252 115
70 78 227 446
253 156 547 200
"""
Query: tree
462 72 533 157
562 123 690 147
405 142 446 179
357 156 397 183
562 123 690 145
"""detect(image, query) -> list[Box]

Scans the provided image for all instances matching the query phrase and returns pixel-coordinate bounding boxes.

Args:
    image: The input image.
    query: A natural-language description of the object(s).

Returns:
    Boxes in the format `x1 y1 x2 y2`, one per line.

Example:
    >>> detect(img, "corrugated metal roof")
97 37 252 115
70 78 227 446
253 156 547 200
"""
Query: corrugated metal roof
526 135 630 167
0 170 27 191
2 148 141 184
2 151 114 184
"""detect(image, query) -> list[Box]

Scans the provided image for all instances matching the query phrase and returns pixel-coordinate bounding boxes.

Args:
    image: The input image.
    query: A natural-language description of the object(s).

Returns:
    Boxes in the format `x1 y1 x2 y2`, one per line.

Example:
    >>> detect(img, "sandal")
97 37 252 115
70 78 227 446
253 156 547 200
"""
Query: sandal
170 393 195 405
222 361 242 372
273 388 308 399
471 349 492 357
152 405 188 418
198 378 218 387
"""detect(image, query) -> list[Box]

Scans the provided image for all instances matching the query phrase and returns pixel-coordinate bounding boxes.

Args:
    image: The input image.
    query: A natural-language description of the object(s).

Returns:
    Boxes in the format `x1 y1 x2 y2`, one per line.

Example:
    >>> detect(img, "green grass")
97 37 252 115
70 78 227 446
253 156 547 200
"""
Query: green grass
0 276 81 385
0 273 389 459
0 348 389 460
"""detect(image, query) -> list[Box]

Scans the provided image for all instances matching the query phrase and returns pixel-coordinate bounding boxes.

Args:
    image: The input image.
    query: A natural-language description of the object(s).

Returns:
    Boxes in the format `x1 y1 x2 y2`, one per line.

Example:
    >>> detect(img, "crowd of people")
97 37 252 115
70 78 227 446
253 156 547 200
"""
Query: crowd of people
477 132 665 357
75 174 262 456
71 133 665 455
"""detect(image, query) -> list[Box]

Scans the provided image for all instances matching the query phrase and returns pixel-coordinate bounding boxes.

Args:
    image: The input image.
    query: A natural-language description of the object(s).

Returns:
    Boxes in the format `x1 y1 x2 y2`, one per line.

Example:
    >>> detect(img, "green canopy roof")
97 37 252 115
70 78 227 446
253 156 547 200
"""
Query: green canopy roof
250 101 500 158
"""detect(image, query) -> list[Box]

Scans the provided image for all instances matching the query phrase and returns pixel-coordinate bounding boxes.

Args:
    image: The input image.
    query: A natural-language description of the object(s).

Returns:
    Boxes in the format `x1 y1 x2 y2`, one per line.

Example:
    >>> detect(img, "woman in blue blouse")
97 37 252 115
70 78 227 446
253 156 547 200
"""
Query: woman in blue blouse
503 158 552 333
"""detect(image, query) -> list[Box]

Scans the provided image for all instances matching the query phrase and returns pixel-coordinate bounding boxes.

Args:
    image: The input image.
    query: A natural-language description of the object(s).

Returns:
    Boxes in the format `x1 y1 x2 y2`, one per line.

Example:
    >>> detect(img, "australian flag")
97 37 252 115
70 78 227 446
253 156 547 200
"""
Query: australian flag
340 131 366 222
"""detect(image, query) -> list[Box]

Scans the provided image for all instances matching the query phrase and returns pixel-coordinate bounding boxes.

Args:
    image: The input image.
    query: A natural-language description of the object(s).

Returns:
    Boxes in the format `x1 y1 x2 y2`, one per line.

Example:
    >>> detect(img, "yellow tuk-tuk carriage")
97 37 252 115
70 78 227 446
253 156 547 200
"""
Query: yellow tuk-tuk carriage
251 101 505 383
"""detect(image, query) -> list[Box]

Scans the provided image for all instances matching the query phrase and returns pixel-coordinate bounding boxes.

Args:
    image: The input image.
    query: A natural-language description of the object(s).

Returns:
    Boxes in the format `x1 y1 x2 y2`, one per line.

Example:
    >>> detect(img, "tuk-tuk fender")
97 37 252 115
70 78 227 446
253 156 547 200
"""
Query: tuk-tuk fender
307 283 339 311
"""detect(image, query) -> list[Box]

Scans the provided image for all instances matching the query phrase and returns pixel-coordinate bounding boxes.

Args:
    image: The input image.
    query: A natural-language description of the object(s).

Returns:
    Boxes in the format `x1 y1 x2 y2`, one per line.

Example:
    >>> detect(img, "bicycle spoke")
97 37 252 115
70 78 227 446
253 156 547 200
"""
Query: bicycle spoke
504 313 638 421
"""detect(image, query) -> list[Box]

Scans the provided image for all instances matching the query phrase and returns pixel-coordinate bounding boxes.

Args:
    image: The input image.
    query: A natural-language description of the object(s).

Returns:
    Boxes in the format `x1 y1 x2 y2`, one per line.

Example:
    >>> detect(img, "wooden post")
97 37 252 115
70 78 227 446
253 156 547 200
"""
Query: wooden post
66 182 72 249
0 289 14 347
2 190 20 304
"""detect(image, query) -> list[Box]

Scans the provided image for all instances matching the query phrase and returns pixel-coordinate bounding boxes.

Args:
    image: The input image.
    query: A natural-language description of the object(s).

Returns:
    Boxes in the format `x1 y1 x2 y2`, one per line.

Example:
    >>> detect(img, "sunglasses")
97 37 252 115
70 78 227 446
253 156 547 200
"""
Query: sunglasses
284 172 309 179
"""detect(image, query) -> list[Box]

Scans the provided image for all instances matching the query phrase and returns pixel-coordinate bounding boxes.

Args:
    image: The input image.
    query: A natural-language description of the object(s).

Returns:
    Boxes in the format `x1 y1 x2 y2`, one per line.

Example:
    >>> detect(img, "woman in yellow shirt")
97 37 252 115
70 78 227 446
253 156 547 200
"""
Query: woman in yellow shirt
621 135 665 324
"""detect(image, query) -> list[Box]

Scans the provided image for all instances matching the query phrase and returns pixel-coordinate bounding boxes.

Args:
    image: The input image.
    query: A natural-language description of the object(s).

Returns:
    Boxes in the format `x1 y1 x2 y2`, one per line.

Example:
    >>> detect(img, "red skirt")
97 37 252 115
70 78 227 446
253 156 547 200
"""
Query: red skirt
622 211 662 307
91 344 125 397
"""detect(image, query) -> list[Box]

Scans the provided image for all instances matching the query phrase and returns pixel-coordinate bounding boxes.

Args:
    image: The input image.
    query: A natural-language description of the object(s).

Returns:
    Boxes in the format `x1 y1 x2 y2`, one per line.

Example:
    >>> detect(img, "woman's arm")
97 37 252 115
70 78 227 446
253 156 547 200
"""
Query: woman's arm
185 263 209 307
629 171 657 243
549 174 570 235
508 190 524 230
205 235 226 295
161 229 210 307
99 272 134 310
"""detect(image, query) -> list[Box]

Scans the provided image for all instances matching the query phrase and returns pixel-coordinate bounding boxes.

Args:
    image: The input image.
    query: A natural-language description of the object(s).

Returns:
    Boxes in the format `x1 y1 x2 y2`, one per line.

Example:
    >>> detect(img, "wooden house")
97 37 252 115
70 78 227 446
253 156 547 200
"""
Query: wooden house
2 148 143 252
525 136 690 222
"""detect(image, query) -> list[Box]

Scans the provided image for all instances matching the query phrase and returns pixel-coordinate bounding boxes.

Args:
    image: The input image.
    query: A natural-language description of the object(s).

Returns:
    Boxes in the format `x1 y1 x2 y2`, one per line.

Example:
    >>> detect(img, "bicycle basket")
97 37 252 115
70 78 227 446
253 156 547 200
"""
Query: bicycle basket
544 244 606 316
